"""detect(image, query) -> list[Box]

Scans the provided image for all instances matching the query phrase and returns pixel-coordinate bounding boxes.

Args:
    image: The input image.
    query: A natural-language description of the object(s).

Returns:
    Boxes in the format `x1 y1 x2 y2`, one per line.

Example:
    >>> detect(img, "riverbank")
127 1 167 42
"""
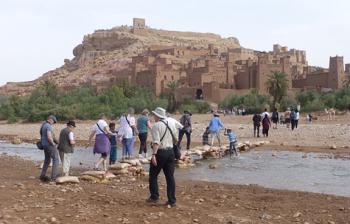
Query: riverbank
1 154 349 224
1 113 350 155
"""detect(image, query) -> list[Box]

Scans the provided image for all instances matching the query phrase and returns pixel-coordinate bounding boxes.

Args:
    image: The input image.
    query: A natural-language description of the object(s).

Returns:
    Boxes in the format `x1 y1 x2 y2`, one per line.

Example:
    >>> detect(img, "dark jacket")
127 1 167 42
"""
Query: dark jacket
253 114 262 126
58 127 74 153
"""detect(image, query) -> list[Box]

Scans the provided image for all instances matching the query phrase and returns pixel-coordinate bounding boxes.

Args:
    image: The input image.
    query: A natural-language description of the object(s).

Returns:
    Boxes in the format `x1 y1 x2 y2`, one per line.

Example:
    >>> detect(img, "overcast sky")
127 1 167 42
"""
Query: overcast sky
0 0 349 86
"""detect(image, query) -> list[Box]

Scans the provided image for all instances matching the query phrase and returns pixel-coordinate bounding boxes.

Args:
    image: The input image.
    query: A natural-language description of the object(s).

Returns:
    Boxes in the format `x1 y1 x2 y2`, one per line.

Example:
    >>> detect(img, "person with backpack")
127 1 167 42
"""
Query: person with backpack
39 115 59 182
271 108 279 129
252 113 262 137
177 110 192 150
147 107 180 208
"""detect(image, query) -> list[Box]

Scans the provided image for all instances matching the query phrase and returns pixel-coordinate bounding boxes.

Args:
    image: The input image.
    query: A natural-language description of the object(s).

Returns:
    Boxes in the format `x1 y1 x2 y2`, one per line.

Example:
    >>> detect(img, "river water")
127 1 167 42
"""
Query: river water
1 142 349 197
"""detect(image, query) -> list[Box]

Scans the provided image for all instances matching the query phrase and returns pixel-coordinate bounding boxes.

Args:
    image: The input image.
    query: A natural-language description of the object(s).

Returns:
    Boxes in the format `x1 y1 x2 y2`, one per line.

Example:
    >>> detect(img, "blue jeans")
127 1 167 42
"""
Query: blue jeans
40 145 59 180
122 138 133 158
229 141 237 156
109 145 117 164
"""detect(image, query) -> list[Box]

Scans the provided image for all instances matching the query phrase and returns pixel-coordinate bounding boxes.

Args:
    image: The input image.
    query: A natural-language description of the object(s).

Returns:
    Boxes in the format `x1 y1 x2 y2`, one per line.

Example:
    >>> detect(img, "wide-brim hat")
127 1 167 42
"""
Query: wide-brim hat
184 110 192 116
67 120 76 127
152 107 167 119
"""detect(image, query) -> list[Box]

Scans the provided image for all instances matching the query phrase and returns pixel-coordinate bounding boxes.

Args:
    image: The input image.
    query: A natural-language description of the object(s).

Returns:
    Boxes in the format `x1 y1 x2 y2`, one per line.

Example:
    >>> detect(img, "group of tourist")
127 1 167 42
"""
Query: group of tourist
38 107 185 207
251 107 301 139
38 106 243 207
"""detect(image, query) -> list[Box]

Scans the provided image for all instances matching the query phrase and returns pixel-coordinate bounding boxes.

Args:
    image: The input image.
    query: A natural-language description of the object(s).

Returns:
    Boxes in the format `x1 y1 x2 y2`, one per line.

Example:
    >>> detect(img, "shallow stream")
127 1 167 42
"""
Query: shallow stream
1 142 349 197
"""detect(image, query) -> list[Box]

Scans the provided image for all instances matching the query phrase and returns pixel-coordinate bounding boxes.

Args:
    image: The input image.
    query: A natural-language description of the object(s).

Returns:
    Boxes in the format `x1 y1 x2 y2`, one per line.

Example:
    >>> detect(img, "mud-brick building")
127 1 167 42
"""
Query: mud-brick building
293 56 348 90
127 19 349 102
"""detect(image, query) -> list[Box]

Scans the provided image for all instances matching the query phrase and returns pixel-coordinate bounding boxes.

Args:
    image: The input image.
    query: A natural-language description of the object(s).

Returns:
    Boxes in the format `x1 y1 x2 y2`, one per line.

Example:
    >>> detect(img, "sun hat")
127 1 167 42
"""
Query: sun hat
184 110 192 116
67 120 76 127
152 107 167 119
47 115 57 123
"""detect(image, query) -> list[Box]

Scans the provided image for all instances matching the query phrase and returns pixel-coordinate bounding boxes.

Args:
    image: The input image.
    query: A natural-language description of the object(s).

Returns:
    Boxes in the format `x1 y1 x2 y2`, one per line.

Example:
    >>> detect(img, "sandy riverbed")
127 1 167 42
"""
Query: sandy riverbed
0 155 350 224
1 114 350 223
1 113 350 154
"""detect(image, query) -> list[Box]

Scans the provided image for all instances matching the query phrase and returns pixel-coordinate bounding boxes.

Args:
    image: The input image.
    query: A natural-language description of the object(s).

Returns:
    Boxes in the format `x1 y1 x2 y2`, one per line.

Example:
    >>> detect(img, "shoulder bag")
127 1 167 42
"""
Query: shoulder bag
160 120 181 160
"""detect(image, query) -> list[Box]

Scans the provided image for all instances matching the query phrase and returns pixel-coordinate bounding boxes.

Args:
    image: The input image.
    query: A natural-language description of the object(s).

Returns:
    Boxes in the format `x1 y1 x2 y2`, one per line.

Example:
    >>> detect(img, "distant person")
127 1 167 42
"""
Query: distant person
261 108 270 119
137 109 152 158
262 114 271 137
178 110 192 150
58 120 76 177
202 127 210 146
208 113 224 147
290 109 297 131
224 128 237 158
119 108 137 159
307 113 313 123
166 113 184 131
109 122 118 165
271 108 279 129
88 113 111 171
295 109 300 129
252 113 262 138
284 107 291 128
39 115 59 182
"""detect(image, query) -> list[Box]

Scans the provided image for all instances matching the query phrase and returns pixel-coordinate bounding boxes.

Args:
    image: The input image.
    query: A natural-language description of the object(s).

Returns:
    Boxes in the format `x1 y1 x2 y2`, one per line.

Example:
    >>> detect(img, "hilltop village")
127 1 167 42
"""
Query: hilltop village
1 18 349 102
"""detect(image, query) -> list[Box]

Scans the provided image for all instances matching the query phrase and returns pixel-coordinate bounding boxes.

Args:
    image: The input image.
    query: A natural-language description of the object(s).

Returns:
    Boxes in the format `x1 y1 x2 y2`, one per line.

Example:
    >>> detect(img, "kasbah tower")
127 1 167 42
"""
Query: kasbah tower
129 19 349 102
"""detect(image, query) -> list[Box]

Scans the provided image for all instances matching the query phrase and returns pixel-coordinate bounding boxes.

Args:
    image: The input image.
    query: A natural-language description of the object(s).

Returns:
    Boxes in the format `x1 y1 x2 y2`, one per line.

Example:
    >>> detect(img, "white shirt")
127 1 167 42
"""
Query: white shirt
68 132 74 141
151 118 179 148
92 119 108 135
261 111 270 118
167 117 183 131
295 112 300 120
118 114 136 139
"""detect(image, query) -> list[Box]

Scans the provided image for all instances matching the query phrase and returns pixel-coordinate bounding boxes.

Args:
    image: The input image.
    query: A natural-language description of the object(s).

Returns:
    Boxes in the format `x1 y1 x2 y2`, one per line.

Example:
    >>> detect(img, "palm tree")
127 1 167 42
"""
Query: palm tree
166 80 180 112
266 72 289 108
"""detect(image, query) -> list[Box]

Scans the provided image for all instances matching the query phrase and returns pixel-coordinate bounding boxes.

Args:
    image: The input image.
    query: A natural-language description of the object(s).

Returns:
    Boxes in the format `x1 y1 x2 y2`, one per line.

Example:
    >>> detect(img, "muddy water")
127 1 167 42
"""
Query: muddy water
177 151 350 197
1 143 349 197
0 142 115 169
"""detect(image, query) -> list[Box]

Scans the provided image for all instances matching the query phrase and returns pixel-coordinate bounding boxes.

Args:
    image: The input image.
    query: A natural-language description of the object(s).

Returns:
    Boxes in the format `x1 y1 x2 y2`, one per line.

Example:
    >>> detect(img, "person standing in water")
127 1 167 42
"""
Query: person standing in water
88 113 112 171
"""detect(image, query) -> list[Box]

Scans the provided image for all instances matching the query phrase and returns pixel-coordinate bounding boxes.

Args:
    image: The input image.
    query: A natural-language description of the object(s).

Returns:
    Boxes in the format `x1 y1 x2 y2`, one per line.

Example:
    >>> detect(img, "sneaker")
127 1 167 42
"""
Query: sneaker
146 198 159 204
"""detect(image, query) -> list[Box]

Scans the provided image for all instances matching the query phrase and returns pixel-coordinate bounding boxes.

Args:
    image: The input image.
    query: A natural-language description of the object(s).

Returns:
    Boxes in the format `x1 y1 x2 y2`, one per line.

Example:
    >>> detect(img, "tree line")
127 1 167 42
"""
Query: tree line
0 81 210 123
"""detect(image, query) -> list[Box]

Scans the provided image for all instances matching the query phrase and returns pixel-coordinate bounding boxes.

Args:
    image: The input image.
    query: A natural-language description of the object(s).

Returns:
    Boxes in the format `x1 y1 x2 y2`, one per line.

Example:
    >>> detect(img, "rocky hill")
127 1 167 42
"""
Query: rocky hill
0 21 240 95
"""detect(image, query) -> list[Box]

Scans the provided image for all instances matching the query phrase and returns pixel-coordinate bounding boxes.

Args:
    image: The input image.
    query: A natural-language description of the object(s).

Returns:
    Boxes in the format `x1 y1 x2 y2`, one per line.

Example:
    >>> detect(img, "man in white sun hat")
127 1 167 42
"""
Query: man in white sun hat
146 107 179 208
